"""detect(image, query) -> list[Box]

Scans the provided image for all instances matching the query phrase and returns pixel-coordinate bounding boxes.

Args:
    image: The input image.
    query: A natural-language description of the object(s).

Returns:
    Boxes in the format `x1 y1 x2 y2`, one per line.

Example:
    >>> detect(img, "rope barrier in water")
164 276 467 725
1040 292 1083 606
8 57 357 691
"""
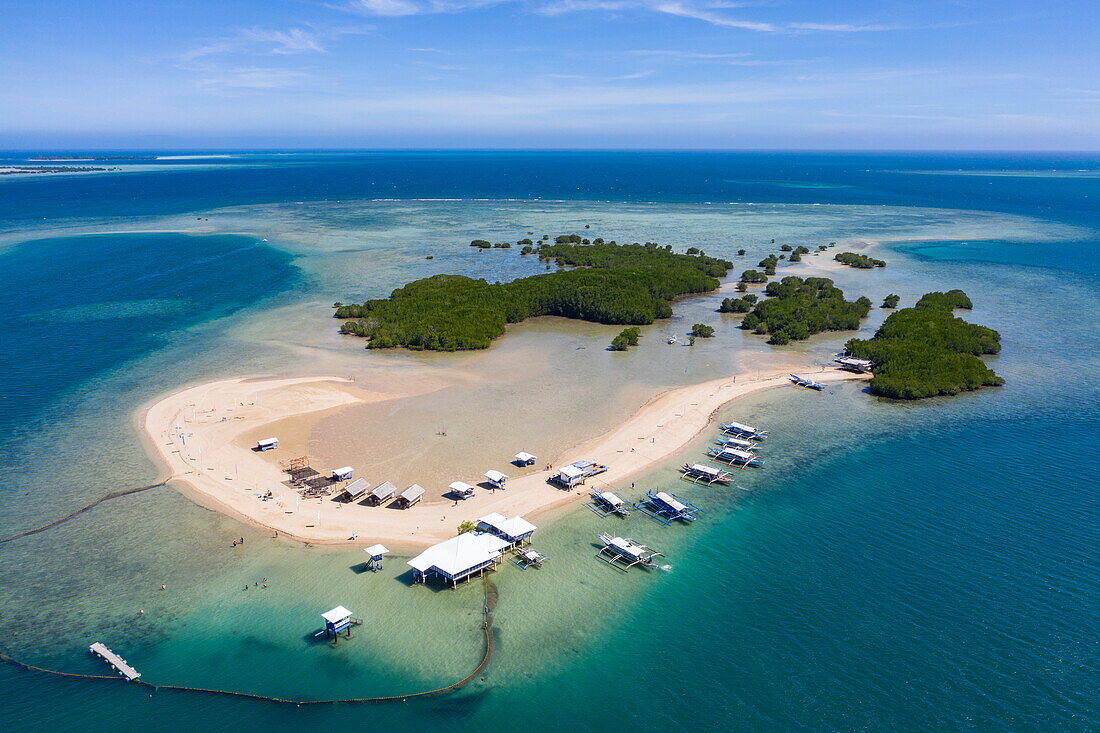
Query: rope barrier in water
1 577 497 705
0 481 169 544
0 467 503 704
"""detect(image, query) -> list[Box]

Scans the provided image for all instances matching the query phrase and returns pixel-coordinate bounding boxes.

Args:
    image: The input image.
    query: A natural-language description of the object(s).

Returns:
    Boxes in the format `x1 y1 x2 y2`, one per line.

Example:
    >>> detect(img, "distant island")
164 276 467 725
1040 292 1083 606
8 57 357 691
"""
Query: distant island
844 289 1004 399
27 155 155 161
335 240 732 350
0 165 115 175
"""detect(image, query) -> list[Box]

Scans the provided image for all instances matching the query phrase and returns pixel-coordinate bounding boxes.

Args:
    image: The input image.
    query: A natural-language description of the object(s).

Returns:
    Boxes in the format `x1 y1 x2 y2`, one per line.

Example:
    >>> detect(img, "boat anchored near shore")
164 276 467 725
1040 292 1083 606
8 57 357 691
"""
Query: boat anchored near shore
789 374 825 390
720 421 768 441
596 534 665 571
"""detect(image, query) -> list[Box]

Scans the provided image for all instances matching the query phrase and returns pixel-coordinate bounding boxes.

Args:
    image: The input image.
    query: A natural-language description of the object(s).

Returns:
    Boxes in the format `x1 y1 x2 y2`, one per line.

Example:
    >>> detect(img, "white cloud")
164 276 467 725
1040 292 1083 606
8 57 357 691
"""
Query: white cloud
181 25 370 62
196 67 309 90
629 50 752 59
789 22 899 32
347 0 505 16
651 2 775 31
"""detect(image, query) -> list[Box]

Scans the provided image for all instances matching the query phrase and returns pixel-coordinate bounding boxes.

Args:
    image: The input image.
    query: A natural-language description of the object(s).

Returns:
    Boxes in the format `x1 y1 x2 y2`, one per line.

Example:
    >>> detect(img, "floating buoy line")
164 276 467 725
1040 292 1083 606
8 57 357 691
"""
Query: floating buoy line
0 479 497 705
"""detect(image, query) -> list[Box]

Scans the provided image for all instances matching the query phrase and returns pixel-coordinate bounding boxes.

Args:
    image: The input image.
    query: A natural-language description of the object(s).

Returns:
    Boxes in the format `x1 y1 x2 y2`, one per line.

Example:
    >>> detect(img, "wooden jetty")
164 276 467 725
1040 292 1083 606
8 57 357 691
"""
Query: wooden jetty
89 642 140 680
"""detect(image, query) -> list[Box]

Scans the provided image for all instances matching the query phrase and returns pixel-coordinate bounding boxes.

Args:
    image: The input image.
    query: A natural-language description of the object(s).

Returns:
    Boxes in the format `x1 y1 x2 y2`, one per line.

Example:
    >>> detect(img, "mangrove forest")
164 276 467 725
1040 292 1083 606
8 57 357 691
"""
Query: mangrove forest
335 240 733 350
740 276 871 345
844 290 1003 399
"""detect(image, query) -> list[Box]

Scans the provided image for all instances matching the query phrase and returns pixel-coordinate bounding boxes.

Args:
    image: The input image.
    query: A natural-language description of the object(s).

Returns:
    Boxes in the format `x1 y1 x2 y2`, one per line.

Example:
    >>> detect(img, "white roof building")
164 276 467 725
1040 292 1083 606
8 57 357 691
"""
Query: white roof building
483 469 509 487
321 603 352 620
399 484 425 506
514 452 537 464
343 478 371 500
407 532 511 584
449 481 475 495
476 512 537 543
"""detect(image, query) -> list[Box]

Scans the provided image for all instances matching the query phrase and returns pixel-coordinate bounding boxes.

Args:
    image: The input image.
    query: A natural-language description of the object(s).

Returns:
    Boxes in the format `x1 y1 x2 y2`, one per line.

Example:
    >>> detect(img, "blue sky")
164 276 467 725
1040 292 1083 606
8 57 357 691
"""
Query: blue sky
1 0 1097 149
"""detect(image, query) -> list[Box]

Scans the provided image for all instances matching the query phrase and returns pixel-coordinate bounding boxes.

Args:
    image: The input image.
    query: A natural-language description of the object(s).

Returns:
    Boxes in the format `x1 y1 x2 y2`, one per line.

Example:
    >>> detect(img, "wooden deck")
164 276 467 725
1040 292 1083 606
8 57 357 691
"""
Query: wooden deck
89 642 141 680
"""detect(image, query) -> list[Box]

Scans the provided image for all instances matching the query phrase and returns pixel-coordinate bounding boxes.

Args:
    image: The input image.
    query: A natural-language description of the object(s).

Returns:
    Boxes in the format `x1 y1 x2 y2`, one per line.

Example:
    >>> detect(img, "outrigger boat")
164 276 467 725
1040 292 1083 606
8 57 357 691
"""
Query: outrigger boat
720 421 768 441
716 436 758 450
706 446 766 468
596 534 664 571
511 547 547 570
635 490 705 525
680 463 734 486
789 374 825 390
585 489 631 517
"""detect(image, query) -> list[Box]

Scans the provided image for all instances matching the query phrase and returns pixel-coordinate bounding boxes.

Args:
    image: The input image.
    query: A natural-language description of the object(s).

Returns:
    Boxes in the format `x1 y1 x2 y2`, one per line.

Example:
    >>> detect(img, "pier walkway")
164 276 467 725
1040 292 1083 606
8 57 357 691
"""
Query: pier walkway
89 642 141 680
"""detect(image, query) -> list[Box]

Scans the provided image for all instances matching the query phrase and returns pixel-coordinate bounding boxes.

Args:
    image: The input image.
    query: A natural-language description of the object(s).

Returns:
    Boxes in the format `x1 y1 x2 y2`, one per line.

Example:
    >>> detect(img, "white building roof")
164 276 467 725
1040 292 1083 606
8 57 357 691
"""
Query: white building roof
257 437 278 445
559 465 584 479
407 533 510 576
478 512 537 538
401 484 425 500
333 466 353 476
484 469 509 482
514 452 537 462
321 606 352 624
364 544 389 556
449 481 475 493
371 481 397 499
343 478 371 497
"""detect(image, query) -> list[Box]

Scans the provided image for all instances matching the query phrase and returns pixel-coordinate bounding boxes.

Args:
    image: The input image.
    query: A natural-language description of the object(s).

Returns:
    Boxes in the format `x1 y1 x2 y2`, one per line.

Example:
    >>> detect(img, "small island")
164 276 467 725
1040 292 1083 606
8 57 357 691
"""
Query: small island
336 239 733 350
835 251 886 268
0 165 115 175
844 289 1003 399
739 276 871 345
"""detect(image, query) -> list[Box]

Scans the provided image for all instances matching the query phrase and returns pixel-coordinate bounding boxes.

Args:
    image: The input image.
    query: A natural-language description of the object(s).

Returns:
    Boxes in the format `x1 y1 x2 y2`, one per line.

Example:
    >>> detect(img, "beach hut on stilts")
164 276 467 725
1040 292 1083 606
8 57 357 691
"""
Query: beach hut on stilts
363 544 389 572
319 606 361 643
513 452 537 467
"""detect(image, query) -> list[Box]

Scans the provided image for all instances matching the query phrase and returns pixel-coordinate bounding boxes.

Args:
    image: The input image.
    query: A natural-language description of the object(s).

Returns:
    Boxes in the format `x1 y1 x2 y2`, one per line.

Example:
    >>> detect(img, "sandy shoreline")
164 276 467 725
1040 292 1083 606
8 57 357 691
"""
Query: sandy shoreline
141 367 867 551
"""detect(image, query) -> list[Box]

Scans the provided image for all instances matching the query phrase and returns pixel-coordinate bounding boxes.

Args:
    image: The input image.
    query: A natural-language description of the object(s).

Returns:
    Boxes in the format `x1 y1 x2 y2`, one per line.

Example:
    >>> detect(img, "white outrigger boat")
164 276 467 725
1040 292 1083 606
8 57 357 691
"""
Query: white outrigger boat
585 489 631 517
720 421 768 441
716 435 758 450
596 534 664 571
680 463 734 486
789 374 825 390
706 446 765 468
511 547 548 570
636 490 705 525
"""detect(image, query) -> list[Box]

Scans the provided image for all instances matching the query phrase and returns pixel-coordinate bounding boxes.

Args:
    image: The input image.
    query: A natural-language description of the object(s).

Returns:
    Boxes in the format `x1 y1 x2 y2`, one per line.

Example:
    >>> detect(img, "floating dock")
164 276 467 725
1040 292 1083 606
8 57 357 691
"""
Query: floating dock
89 642 140 680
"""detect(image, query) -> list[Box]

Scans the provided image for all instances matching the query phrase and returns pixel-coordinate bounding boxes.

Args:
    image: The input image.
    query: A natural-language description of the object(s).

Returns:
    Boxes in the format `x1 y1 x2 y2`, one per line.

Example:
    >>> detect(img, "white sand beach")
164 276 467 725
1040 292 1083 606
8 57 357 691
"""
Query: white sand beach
142 368 867 550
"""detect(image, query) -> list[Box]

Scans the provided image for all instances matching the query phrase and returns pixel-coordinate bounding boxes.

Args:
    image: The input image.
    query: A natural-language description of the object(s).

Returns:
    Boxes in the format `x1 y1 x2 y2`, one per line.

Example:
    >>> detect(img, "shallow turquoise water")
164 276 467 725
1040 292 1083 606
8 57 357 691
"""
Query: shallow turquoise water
0 152 1096 732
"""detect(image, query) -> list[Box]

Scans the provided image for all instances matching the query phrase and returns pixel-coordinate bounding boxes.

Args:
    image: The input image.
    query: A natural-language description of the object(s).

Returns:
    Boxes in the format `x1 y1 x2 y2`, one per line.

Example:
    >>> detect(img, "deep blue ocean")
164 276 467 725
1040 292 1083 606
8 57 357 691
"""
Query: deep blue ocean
0 151 1096 732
